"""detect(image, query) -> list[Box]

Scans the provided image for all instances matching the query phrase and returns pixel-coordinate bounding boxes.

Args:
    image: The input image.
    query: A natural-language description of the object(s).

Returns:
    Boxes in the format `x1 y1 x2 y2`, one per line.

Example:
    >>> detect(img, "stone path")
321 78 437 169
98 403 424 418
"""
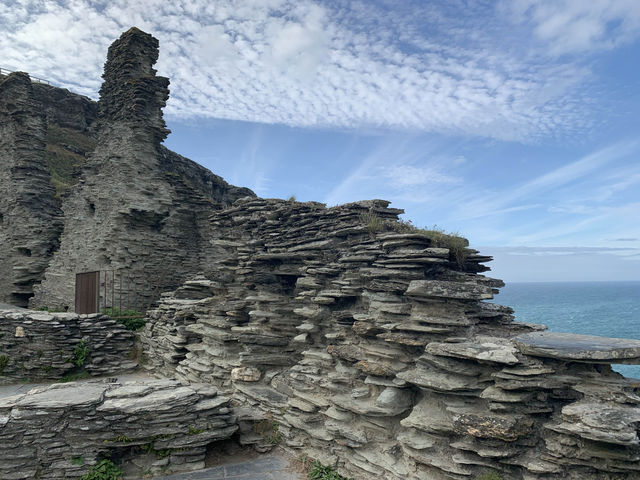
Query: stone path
156 453 304 480
0 371 152 399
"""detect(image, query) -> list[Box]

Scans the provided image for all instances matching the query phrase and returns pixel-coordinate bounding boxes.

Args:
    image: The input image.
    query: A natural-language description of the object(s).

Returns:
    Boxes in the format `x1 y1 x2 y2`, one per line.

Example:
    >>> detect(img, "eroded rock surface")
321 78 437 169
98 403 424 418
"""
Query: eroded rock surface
0 379 237 479
141 197 640 480
0 73 63 307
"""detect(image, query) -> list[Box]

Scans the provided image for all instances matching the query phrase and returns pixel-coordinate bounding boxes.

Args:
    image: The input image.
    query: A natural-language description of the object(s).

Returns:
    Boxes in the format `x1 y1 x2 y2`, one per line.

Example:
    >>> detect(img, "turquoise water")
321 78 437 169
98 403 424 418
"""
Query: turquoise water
493 281 640 379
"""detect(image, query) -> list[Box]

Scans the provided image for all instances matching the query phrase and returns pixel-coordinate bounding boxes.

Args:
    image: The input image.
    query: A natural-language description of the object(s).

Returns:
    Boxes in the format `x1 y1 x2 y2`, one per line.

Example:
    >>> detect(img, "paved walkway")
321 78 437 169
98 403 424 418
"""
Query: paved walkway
0 372 153 399
157 454 304 480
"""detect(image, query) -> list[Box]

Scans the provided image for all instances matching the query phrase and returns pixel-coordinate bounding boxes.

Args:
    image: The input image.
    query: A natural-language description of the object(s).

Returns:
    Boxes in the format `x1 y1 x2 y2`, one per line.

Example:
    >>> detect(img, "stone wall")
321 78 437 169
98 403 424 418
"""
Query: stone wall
142 197 640 480
32 28 253 311
0 73 64 307
0 379 237 479
0 309 137 382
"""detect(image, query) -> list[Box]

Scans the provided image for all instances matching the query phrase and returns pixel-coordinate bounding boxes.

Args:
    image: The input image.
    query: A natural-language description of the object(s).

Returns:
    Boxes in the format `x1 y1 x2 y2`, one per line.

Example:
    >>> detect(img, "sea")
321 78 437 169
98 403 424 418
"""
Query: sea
492 281 640 379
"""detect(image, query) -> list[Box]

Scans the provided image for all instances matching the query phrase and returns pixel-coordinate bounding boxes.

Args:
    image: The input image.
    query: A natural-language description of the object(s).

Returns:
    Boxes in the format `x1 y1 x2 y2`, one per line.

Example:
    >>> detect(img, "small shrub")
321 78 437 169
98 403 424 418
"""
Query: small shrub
287 195 297 202
102 308 145 331
309 461 354 480
476 472 504 480
359 211 383 234
254 418 282 445
110 435 132 444
59 370 91 383
72 341 89 367
0 355 8 374
80 459 122 480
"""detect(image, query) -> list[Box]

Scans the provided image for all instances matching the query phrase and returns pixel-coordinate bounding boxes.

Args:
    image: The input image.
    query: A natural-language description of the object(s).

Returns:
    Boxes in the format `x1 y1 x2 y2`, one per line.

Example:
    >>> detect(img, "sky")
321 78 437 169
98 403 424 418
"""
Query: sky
2 0 639 282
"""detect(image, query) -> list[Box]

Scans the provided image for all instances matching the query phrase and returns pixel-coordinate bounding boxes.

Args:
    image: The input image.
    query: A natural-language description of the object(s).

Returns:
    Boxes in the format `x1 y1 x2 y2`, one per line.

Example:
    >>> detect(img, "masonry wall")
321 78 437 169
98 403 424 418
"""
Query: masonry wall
0 379 237 479
142 197 640 480
0 309 137 382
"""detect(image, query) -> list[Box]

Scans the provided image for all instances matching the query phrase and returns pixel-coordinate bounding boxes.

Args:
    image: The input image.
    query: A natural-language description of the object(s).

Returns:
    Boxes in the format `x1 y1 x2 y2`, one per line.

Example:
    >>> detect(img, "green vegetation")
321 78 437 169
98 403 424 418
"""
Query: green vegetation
187 426 204 435
309 461 354 480
35 306 67 312
287 195 297 202
101 308 146 331
476 472 504 480
0 355 8 374
72 341 89 367
80 459 122 480
44 123 96 199
59 370 91 383
359 210 383 234
254 418 283 445
110 435 132 444
72 457 84 466
392 219 470 266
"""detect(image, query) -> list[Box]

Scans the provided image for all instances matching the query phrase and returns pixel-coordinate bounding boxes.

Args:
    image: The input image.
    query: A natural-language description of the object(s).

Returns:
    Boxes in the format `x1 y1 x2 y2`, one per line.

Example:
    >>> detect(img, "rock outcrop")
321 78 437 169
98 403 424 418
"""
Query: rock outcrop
142 197 640 480
0 72 64 307
32 28 253 310
0 308 137 382
0 379 237 479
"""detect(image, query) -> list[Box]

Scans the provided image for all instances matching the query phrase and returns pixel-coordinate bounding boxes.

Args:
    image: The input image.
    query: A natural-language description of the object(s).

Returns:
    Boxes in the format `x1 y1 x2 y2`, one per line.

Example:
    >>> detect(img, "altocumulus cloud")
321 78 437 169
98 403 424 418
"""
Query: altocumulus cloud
1 0 637 141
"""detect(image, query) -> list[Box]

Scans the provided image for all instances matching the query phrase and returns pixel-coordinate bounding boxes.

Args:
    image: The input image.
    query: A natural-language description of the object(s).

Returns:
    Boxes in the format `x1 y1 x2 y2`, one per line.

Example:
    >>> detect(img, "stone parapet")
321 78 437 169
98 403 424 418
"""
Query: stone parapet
0 379 237 479
0 309 137 382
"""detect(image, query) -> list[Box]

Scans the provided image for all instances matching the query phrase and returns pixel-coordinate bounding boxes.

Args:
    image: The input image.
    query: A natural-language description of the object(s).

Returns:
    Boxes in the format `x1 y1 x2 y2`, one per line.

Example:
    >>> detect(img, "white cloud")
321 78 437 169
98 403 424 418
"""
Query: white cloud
503 0 640 55
0 0 608 141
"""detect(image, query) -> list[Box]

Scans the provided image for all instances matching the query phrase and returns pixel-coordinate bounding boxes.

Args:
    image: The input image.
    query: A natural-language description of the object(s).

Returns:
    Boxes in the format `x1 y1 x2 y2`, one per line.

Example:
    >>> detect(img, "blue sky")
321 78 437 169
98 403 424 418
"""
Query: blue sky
2 0 639 282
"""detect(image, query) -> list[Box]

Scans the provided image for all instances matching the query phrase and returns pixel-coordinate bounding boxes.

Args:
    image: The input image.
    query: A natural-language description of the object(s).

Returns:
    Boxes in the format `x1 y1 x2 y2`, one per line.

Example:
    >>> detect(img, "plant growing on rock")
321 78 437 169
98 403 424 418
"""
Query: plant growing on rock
0 355 8 374
309 461 354 480
101 308 145 331
80 459 122 480
72 341 89 367
359 210 383 234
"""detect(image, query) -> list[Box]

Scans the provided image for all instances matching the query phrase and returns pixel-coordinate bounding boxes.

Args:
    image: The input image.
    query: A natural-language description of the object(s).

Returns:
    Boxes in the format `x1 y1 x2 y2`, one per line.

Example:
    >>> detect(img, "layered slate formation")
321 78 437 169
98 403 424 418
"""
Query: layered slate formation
0 73 64 307
32 28 253 310
0 309 137 382
0 379 237 479
142 197 640 480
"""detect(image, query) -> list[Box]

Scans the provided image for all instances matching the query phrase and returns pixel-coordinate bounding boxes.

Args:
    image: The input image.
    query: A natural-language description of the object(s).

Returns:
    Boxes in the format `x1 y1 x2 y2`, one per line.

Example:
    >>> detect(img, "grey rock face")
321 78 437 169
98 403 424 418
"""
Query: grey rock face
32 28 254 310
0 379 237 479
0 309 137 382
141 197 640 480
514 331 640 363
0 72 63 307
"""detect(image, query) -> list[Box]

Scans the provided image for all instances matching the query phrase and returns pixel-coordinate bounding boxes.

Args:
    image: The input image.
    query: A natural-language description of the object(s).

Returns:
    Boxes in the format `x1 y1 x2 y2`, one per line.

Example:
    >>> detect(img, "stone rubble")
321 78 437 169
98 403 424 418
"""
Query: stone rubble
0 379 237 479
142 197 640 480
0 309 137 382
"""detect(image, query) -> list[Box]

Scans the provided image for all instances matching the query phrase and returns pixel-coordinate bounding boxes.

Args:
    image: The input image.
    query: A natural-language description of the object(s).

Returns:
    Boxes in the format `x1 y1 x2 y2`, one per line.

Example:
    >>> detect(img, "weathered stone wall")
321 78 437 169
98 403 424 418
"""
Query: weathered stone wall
0 309 137 382
0 72 64 307
142 197 640 480
32 28 253 311
0 379 237 479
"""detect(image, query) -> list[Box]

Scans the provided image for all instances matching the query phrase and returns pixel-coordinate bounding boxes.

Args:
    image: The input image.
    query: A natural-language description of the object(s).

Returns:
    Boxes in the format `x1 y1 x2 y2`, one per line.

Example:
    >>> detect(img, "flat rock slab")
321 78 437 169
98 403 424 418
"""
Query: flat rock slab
514 332 640 363
157 454 304 480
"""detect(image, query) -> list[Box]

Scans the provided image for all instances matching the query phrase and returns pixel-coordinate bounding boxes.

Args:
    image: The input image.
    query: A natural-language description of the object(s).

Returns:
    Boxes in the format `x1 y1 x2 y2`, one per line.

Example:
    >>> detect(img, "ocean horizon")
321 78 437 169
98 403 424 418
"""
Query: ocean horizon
493 280 640 379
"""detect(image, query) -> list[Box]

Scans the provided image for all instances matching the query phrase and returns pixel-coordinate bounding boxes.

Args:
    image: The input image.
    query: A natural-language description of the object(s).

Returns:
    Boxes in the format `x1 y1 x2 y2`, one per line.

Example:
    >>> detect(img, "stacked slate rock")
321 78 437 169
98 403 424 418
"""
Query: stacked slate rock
0 379 237 479
142 197 640 480
0 309 137 382
0 72 63 307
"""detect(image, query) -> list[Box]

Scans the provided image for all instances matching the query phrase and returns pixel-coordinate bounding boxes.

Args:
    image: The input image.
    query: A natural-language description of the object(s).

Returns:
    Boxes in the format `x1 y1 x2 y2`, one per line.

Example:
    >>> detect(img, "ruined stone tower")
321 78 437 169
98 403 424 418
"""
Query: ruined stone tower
32 28 252 310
